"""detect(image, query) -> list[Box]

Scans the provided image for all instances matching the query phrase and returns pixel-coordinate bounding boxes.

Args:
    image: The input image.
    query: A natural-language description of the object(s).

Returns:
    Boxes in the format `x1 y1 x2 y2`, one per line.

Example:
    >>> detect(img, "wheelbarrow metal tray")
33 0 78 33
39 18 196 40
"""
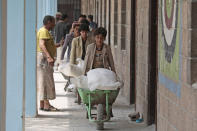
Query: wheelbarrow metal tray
78 88 119 105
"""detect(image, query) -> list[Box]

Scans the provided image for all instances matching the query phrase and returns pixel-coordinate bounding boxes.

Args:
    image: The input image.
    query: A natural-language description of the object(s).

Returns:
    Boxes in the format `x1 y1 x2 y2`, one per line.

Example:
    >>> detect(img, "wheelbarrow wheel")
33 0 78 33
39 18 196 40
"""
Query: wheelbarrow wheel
96 104 104 130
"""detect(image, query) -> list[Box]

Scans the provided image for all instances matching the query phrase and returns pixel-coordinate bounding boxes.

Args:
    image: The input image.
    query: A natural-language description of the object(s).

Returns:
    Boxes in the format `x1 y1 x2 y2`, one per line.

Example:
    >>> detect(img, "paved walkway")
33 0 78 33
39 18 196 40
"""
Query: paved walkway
25 72 155 131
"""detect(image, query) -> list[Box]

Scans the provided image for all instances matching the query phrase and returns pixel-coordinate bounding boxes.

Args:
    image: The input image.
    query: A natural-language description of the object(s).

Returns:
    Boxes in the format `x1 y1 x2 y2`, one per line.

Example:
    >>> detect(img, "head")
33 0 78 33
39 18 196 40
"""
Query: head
56 12 62 22
94 27 107 47
78 14 86 23
60 14 68 22
88 15 93 22
73 24 80 37
43 15 55 30
79 24 89 40
80 19 90 26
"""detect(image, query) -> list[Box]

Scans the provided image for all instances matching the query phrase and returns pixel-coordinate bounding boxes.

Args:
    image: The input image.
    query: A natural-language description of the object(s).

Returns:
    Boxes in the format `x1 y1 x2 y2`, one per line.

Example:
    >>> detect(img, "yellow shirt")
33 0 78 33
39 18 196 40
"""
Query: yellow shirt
37 27 56 58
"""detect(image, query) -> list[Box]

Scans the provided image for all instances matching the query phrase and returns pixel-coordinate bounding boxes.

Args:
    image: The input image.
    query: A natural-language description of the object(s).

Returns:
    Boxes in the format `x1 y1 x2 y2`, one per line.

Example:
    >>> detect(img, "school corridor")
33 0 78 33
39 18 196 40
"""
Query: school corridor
25 71 155 131
0 0 197 131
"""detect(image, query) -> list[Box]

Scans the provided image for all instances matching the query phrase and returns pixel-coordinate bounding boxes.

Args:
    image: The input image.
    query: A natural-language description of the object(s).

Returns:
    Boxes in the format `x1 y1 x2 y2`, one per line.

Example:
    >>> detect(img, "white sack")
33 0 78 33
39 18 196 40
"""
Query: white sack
67 84 77 92
59 58 84 77
70 76 89 90
87 68 122 91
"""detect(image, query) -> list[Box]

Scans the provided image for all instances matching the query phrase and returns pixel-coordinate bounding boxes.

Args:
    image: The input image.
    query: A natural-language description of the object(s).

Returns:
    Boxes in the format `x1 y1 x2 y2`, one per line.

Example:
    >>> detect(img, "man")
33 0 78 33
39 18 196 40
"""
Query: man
80 19 95 44
60 23 80 62
70 23 92 64
87 15 98 31
69 24 92 104
37 15 59 111
69 15 87 34
78 14 86 23
54 14 70 44
55 12 62 23
54 14 70 69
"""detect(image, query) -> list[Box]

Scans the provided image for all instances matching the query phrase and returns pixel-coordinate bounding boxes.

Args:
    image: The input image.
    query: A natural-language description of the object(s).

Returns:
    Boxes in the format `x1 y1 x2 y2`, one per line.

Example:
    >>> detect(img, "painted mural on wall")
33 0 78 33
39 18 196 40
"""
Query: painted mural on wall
159 0 182 97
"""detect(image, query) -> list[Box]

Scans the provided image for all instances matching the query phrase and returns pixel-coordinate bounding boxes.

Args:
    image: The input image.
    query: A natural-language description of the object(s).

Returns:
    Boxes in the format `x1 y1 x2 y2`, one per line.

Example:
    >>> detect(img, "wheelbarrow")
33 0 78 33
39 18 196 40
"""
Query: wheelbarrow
61 73 82 104
77 88 120 130
60 72 72 91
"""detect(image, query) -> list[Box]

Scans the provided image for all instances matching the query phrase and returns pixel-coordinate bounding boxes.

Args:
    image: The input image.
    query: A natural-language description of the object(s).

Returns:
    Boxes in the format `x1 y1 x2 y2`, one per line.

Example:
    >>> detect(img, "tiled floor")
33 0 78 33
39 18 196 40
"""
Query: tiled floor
25 72 155 131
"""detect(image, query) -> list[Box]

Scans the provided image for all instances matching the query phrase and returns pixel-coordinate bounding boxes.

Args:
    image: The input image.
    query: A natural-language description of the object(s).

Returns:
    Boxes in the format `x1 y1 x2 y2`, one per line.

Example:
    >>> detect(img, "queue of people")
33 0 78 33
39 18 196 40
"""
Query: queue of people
36 13 116 111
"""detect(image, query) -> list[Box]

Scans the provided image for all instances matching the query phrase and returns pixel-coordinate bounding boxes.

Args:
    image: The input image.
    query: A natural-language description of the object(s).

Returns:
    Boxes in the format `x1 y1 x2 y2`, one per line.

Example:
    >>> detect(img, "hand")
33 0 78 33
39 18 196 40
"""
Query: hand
72 21 78 28
55 38 64 47
47 57 54 66
60 38 64 46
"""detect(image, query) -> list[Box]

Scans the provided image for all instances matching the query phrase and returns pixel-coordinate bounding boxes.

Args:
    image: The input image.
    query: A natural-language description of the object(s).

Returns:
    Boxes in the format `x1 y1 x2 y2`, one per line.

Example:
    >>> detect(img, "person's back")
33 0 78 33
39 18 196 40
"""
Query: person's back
60 23 80 62
55 21 70 43
89 21 97 30
54 14 70 43
88 15 97 31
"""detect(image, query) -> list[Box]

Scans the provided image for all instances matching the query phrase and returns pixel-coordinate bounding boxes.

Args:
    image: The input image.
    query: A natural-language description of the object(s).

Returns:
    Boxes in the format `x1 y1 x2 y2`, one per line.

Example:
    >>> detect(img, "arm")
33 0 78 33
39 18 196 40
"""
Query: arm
69 21 79 34
69 39 76 64
108 46 116 73
55 37 64 48
83 46 90 75
60 35 69 60
39 39 54 65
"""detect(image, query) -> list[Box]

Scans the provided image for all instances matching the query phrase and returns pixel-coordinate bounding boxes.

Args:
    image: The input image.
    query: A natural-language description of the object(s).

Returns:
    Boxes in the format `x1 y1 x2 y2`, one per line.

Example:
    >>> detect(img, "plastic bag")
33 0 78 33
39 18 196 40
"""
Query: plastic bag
87 68 122 91
67 84 77 92
70 76 89 90
59 58 84 77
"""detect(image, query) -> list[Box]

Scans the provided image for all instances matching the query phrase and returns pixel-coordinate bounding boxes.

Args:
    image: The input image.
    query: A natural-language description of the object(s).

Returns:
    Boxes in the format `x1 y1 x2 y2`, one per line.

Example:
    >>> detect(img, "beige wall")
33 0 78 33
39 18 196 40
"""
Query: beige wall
81 0 197 128
157 0 197 130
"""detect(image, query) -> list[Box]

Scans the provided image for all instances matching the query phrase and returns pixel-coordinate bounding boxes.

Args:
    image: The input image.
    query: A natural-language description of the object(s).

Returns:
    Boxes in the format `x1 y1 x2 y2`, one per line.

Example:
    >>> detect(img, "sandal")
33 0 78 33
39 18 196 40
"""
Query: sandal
44 105 60 111
128 112 140 121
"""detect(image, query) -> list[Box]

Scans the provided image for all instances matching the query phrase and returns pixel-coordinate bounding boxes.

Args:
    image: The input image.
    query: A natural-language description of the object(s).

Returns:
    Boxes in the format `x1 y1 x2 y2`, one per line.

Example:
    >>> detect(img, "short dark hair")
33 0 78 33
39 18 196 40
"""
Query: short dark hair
79 14 86 19
79 24 89 32
80 19 90 26
43 15 55 25
88 15 93 21
94 27 107 37
73 23 80 28
61 14 68 20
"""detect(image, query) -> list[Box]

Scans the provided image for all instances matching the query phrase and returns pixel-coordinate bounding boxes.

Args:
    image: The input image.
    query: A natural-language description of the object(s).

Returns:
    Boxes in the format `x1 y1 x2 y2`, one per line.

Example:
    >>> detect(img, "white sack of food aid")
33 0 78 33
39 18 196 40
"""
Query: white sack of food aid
67 84 77 92
87 68 122 91
58 60 67 72
59 58 84 77
70 76 89 90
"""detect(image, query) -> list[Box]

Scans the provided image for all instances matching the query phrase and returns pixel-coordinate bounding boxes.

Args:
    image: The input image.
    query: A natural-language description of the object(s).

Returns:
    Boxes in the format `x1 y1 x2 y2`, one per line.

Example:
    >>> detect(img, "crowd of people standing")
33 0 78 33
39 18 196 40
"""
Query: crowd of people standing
36 12 115 111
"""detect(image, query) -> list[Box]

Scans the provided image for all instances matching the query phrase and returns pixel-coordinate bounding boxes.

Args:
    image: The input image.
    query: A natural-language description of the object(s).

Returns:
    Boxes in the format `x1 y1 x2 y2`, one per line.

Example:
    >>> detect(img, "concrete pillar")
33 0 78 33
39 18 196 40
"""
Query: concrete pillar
37 0 57 29
26 0 57 117
37 0 43 29
0 0 57 130
25 0 37 117
5 0 25 130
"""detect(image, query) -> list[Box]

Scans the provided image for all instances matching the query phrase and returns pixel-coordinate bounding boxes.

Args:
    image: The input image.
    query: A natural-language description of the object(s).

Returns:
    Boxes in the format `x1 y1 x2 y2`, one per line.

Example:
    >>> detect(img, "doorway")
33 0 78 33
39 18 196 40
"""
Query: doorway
130 0 136 104
147 0 158 126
